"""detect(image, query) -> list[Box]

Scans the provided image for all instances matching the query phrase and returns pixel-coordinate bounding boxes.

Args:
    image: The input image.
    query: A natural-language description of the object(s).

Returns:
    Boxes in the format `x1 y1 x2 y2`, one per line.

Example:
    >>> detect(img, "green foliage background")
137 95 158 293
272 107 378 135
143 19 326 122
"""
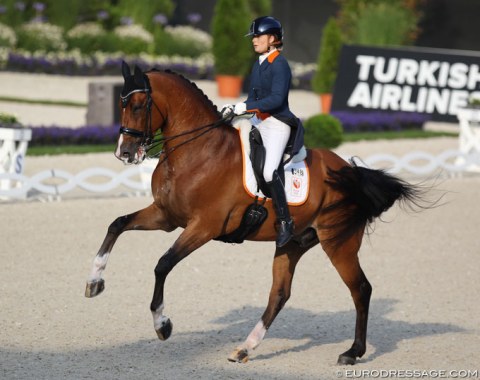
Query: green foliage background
211 0 253 76
311 17 343 94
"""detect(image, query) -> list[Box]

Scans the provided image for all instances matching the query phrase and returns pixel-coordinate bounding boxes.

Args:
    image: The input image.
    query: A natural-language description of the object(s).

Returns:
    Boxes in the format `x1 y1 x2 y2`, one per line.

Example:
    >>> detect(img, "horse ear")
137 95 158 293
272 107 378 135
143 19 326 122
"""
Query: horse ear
121 60 131 79
133 65 144 87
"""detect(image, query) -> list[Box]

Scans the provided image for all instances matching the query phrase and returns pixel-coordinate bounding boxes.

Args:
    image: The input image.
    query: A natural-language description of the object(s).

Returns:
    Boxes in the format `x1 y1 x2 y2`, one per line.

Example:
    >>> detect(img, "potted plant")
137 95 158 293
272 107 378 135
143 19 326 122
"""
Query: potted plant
311 17 342 114
211 0 252 97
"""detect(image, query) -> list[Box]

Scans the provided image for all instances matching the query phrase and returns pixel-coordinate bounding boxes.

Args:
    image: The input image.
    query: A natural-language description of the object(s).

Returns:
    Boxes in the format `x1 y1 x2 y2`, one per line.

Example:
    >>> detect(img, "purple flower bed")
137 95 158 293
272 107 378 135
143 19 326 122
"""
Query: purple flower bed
331 111 430 133
5 52 215 79
29 124 119 146
27 111 431 147
7 52 91 76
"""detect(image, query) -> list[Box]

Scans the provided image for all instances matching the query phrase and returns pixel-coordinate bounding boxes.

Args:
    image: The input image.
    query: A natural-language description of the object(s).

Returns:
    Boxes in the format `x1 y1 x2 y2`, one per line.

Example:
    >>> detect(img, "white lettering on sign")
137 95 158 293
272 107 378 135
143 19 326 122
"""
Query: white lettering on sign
468 64 480 89
417 60 439 86
349 55 480 116
374 57 398 83
356 55 376 81
397 59 418 85
448 63 467 88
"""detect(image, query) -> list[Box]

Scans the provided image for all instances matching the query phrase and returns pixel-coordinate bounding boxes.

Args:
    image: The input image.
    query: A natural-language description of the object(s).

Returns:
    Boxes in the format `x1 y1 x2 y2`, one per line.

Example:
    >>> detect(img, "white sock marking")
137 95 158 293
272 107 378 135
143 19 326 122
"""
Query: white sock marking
244 320 267 350
152 303 169 330
88 253 110 282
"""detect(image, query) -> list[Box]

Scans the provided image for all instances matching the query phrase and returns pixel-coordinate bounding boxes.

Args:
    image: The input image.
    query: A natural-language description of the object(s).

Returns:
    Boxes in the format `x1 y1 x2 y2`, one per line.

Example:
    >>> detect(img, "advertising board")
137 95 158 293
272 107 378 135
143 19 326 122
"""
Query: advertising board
332 45 480 122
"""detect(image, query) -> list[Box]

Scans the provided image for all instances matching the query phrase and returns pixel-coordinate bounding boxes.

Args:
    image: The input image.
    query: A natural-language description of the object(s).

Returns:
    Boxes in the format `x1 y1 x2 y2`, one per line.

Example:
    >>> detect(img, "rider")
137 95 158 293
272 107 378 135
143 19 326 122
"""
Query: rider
223 16 303 248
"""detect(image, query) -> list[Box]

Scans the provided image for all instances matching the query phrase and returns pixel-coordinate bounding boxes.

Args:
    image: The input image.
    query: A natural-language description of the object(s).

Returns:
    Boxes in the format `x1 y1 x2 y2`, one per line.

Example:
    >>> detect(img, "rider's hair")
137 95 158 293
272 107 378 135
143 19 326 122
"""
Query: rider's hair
270 35 283 51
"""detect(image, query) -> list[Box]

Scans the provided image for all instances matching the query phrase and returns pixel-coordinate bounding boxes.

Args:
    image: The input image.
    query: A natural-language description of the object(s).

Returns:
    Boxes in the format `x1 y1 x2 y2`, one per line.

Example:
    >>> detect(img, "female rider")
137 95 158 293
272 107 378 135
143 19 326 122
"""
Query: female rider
224 16 304 247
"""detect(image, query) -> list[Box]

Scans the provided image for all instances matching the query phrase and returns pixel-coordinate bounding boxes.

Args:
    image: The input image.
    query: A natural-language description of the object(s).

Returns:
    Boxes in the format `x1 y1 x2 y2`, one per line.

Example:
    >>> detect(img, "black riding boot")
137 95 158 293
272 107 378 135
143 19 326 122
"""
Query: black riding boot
267 170 294 247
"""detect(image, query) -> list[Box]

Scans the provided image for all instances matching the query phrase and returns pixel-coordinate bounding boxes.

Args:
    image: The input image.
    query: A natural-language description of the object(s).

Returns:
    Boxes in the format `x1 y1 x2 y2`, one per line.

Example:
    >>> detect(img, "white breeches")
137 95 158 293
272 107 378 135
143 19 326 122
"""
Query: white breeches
252 116 291 182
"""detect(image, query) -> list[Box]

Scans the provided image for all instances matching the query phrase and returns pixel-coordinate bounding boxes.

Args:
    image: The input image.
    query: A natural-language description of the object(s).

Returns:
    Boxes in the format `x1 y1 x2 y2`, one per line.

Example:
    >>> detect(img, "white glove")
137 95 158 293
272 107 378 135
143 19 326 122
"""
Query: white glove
234 102 247 115
220 104 234 117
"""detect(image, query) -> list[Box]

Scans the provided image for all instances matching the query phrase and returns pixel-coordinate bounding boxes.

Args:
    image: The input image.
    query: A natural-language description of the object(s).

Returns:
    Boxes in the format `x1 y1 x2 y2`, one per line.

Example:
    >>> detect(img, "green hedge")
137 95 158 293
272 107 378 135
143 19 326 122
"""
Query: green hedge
303 114 343 149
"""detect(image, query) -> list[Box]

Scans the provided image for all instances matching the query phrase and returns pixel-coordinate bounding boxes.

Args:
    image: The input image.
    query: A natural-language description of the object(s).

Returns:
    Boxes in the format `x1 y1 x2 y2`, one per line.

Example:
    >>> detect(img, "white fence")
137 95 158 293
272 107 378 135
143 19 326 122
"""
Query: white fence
352 149 480 175
1 150 480 202
0 164 154 201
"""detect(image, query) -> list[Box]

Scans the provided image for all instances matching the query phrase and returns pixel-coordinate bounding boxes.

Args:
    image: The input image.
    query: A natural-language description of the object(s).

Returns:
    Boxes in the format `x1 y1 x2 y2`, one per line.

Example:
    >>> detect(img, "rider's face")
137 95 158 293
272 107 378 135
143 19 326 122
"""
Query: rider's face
252 34 275 54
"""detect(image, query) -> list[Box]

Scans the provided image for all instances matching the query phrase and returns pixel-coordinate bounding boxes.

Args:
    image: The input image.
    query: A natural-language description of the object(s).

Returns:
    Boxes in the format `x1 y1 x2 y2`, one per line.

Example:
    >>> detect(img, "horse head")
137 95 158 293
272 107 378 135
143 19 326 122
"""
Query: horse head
115 61 163 164
116 61 228 166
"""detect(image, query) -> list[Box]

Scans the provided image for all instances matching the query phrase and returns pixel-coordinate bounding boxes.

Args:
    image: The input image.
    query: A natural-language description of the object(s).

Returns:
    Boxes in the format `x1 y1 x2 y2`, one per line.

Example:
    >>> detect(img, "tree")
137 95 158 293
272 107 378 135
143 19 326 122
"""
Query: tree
311 17 343 94
211 0 252 76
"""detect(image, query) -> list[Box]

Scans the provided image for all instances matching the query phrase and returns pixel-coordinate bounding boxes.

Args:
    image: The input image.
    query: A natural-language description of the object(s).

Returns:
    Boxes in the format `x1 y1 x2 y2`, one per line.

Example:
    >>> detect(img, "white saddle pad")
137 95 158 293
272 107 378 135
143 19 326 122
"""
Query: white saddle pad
234 118 310 206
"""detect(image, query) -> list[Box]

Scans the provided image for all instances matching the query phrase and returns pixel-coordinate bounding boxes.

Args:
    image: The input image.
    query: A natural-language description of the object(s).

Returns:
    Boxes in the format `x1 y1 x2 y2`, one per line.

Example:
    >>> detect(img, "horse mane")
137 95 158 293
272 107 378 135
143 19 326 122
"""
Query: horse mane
147 68 219 114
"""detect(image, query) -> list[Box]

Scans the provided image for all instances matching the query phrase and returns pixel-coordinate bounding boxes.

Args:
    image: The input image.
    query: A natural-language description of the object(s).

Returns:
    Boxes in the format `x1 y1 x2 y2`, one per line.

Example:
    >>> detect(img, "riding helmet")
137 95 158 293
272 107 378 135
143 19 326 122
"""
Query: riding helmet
246 16 283 42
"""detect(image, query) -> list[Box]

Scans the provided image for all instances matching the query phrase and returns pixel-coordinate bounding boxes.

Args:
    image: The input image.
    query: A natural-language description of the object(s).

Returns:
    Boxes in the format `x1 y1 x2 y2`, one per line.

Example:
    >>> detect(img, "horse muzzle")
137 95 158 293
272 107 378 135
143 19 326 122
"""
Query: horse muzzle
115 135 146 165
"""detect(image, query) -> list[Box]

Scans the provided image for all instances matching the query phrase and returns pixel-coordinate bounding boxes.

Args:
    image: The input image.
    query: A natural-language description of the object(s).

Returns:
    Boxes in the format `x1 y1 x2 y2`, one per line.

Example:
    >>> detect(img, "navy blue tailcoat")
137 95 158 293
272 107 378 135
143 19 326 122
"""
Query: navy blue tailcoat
245 51 304 156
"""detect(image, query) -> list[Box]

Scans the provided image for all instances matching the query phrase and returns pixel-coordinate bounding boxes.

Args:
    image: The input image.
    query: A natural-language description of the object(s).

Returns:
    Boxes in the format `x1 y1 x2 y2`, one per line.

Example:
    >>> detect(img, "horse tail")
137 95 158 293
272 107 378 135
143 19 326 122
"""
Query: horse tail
320 159 426 249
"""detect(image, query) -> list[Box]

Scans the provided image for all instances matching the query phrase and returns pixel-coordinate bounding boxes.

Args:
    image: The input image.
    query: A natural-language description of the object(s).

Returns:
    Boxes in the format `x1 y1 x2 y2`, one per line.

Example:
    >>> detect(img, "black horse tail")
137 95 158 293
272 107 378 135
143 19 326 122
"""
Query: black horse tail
321 159 426 249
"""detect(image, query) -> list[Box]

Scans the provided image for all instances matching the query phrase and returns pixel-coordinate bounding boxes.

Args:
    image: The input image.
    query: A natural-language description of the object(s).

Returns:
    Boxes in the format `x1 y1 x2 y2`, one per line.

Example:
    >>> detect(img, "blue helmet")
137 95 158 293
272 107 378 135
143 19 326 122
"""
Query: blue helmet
246 16 283 42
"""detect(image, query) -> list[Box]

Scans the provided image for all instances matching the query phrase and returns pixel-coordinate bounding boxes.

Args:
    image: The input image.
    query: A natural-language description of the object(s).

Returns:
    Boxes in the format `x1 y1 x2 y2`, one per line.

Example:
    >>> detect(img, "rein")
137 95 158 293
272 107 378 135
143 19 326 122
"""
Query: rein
146 117 228 162
119 86 233 162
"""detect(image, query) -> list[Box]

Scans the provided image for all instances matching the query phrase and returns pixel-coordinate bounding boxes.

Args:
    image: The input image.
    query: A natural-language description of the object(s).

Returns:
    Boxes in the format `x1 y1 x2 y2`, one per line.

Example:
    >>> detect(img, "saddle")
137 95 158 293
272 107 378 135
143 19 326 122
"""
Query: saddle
214 115 307 244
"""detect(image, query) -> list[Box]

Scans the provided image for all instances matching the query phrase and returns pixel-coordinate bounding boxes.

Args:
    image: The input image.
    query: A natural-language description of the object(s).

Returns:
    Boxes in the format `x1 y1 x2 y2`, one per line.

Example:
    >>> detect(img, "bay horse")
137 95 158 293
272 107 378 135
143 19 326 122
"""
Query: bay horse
85 62 423 365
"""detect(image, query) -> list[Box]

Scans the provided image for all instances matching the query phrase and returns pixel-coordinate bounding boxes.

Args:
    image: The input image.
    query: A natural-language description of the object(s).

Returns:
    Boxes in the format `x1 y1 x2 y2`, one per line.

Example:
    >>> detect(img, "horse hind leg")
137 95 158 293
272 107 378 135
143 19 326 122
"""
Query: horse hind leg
228 232 318 363
320 229 372 365
85 203 174 298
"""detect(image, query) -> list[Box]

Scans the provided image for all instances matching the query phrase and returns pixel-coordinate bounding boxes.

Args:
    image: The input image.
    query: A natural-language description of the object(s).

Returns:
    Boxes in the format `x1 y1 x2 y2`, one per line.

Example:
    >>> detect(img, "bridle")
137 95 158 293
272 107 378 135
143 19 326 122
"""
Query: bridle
119 87 160 146
119 80 232 162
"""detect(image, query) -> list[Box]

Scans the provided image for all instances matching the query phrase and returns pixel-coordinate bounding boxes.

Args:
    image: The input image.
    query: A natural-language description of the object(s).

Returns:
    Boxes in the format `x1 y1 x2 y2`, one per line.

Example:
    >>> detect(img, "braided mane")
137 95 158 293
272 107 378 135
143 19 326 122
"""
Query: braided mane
147 68 219 114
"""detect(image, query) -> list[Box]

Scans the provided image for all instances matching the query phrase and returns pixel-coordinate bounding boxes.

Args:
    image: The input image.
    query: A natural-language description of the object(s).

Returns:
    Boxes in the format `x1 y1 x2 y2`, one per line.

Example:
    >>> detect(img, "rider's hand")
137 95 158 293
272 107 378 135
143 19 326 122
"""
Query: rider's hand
220 104 234 117
234 102 247 115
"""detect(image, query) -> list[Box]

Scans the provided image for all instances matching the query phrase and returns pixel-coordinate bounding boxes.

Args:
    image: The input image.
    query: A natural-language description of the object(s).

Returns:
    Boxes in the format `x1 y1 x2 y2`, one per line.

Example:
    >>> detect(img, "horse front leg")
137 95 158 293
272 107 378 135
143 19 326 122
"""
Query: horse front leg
150 222 213 341
228 235 318 363
85 203 174 298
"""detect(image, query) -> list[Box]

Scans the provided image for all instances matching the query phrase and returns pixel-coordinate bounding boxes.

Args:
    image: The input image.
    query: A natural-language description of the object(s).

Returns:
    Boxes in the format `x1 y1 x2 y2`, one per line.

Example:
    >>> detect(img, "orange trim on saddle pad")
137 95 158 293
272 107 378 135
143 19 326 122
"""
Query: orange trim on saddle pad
236 128 310 206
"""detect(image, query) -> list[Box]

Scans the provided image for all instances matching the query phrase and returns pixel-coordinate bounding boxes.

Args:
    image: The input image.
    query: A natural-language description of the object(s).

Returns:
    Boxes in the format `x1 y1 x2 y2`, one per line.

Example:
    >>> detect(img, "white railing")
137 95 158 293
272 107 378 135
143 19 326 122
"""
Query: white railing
0 164 155 200
1 150 480 201
350 149 480 175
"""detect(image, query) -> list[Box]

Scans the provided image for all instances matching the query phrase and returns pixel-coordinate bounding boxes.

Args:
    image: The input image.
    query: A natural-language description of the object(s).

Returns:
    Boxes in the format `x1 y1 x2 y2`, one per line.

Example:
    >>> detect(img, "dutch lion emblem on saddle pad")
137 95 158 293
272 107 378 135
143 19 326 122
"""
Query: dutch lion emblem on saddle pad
233 117 310 206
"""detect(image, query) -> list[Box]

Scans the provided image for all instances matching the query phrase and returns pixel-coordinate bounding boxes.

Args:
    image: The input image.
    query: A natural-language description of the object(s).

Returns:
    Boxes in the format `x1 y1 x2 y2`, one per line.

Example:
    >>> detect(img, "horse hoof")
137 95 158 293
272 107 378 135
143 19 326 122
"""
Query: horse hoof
337 354 356 365
85 279 105 298
228 348 249 363
155 318 173 341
